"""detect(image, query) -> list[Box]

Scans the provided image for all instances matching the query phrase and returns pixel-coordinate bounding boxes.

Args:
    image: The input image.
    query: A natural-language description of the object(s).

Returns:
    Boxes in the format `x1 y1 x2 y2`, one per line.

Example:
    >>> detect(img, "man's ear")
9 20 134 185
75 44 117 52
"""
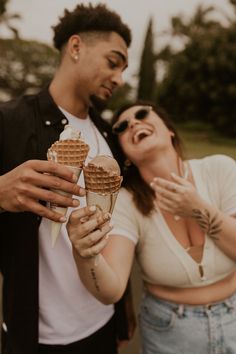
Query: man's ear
68 34 81 61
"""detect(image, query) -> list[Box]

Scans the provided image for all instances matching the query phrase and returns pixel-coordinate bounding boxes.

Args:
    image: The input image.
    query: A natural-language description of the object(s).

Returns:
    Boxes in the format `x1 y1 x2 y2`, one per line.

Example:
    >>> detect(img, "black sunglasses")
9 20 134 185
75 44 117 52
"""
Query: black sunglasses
112 106 152 135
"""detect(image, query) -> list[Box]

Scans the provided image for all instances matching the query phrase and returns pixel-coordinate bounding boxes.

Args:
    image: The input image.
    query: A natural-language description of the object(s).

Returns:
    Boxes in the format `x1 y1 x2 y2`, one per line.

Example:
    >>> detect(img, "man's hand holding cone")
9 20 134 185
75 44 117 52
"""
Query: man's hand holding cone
47 125 89 247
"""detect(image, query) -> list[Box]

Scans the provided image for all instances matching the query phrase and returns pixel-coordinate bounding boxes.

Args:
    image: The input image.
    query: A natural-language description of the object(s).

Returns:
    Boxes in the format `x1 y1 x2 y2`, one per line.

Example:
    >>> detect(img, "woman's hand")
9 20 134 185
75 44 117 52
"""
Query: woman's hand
150 173 203 218
67 206 134 304
67 206 113 259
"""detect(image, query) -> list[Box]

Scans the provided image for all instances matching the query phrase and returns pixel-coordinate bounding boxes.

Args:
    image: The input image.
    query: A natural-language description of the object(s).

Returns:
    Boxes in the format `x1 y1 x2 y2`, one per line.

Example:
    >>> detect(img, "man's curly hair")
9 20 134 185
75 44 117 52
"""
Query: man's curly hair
52 3 132 50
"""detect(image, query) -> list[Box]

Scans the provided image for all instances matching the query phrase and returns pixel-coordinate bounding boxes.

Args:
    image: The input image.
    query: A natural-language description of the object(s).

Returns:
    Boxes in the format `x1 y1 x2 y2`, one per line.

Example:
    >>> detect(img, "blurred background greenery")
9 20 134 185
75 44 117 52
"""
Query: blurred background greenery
1 0 236 141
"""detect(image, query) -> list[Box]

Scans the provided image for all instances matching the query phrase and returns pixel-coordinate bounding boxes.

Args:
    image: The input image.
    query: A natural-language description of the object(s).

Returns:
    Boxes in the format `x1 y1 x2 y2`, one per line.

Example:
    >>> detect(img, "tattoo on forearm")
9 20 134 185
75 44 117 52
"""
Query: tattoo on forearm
90 268 100 292
192 209 222 240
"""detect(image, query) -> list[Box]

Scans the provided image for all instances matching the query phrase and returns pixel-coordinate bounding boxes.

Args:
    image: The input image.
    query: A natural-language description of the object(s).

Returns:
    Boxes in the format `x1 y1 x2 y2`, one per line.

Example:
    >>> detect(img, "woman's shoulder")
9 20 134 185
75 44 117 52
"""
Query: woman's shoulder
115 187 140 218
117 187 134 202
116 187 134 210
189 155 236 189
189 154 235 171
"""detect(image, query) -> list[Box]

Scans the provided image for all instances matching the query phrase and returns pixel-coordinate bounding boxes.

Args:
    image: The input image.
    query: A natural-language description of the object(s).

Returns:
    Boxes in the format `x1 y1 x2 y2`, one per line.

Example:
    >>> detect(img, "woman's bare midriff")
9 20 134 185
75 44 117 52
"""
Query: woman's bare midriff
145 270 236 305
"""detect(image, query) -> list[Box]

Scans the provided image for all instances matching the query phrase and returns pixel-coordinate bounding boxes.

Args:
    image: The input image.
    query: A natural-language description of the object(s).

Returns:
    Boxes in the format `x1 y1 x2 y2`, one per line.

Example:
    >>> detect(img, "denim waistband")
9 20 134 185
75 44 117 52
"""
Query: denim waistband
144 291 236 316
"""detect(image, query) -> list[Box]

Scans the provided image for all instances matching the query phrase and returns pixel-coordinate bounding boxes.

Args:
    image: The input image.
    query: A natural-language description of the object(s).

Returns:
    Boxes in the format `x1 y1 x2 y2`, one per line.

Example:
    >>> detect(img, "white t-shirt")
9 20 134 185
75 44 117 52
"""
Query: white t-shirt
39 109 114 344
112 154 236 287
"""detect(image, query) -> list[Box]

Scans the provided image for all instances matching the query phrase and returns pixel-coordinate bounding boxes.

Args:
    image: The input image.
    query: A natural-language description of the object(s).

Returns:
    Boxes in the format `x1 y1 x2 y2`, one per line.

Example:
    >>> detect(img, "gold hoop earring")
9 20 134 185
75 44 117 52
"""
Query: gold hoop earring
124 159 131 167
124 159 132 171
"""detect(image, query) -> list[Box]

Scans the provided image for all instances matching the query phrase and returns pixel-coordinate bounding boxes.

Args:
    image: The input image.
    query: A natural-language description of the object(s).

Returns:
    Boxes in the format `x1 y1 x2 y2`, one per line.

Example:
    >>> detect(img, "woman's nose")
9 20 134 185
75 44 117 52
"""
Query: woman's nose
128 117 141 128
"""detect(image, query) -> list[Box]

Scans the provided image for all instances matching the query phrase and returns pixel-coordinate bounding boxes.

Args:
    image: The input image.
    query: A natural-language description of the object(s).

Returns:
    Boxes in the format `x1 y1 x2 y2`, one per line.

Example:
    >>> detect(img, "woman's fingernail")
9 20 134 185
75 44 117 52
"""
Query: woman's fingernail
89 205 96 212
72 199 80 207
79 188 86 196
59 216 67 222
104 212 111 220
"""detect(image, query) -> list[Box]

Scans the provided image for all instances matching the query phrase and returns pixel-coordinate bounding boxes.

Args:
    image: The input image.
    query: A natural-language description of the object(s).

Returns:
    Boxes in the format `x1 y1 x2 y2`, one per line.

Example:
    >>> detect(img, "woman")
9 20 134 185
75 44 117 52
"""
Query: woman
67 101 236 354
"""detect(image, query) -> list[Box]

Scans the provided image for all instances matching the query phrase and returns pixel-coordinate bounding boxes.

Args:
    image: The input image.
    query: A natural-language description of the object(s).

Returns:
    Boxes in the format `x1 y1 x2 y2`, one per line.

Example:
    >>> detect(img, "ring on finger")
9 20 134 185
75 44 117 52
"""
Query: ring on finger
90 249 97 258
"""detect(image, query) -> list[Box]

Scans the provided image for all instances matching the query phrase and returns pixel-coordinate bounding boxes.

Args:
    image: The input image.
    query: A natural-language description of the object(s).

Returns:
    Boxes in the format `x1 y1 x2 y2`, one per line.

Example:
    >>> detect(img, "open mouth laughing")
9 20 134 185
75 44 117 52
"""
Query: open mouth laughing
132 128 153 144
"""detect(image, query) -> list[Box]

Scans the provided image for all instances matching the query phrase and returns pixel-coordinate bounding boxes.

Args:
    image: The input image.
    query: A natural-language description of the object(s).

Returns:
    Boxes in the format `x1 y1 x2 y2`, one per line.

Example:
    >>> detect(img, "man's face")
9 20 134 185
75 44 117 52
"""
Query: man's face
74 32 128 109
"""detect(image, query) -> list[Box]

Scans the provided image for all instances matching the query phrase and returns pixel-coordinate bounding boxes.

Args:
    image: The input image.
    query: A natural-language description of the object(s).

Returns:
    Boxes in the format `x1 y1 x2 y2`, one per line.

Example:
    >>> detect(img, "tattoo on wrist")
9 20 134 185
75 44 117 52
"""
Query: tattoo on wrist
192 209 222 240
90 268 100 292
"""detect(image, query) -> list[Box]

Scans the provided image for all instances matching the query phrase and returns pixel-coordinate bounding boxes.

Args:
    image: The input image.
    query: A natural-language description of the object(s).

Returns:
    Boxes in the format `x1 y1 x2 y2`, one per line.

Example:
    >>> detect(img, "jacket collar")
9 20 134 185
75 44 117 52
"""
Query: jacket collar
37 86 108 134
37 86 69 128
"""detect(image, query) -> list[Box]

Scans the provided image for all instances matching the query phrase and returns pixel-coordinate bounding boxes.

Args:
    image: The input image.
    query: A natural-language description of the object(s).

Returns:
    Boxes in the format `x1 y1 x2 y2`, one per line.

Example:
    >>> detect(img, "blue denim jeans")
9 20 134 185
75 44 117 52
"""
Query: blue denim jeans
139 291 236 354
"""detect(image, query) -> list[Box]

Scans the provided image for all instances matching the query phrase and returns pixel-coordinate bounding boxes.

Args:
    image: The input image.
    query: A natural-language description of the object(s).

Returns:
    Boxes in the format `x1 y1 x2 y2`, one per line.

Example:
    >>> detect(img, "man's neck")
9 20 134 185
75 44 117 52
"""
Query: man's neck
49 79 89 119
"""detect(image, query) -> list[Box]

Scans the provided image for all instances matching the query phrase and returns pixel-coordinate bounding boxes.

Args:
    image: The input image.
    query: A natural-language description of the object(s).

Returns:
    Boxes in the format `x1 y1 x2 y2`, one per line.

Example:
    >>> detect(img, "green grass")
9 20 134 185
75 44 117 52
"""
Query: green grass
178 128 236 160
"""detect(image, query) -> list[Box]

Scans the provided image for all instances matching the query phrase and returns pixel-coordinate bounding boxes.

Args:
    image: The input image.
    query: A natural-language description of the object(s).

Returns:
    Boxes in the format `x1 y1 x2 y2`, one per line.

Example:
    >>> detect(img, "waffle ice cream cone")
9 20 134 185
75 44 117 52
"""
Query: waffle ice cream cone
47 125 89 247
47 140 89 168
83 155 122 214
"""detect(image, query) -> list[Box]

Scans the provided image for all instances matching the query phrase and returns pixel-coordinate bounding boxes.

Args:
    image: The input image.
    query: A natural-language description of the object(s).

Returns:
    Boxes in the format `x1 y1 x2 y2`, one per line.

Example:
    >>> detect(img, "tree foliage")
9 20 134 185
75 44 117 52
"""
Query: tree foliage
0 38 58 100
156 2 236 137
137 18 157 102
0 0 20 38
0 0 59 101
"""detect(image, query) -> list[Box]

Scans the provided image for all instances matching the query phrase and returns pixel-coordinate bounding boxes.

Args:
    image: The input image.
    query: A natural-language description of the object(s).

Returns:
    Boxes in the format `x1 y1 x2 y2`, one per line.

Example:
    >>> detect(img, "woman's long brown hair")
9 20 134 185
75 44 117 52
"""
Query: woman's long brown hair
111 101 184 216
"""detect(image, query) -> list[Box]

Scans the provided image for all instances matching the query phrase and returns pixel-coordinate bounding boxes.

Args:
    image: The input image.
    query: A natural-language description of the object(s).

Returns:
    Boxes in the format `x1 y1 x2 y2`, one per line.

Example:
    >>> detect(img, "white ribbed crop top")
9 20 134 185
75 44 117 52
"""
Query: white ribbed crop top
112 155 236 288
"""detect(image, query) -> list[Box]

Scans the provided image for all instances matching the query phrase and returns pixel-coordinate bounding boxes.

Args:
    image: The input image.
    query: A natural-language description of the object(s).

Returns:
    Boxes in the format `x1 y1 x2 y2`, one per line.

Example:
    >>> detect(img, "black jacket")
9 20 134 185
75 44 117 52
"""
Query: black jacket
0 88 127 354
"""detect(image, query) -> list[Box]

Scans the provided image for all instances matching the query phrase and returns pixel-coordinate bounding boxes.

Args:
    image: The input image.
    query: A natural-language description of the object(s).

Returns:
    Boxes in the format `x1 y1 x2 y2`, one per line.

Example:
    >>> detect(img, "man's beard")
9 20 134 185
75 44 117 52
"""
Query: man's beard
89 94 108 112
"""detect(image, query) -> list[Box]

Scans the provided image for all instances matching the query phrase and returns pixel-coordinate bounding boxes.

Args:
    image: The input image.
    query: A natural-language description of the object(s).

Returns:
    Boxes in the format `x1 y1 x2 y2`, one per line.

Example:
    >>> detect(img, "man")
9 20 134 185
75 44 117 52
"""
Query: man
0 4 134 354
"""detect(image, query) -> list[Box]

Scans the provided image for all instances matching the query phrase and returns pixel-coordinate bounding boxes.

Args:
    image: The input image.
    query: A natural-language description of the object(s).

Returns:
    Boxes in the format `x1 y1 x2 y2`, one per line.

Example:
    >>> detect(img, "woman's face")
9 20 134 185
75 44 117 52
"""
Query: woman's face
115 105 174 164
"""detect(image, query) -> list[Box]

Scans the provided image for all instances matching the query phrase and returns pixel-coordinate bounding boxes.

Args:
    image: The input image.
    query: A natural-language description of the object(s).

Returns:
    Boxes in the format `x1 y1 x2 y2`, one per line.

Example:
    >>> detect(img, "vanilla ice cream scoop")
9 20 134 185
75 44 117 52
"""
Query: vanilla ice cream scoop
59 124 82 140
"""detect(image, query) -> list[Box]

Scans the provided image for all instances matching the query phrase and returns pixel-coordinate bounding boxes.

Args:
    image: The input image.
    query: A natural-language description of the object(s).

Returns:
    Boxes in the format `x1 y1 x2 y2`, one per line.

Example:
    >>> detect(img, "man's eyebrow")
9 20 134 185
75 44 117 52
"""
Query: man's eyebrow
111 50 128 68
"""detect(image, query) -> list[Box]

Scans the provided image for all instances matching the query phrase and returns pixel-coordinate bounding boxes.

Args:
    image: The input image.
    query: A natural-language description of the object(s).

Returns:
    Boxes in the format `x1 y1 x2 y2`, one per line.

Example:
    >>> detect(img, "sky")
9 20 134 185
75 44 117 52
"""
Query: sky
2 0 232 82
